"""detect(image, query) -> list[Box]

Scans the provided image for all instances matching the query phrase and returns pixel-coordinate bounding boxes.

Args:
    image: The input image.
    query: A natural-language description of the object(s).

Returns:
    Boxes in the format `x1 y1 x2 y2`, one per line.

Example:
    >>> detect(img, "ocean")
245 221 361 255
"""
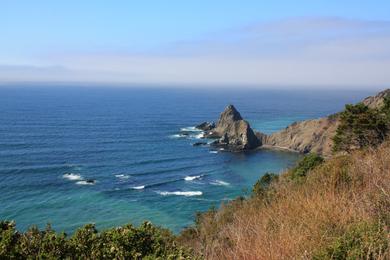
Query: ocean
0 86 373 233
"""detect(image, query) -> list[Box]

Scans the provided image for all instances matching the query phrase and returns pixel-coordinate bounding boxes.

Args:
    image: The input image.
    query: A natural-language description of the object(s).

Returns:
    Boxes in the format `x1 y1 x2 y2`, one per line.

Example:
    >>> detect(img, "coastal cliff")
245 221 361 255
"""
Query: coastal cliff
198 89 390 156
260 89 390 156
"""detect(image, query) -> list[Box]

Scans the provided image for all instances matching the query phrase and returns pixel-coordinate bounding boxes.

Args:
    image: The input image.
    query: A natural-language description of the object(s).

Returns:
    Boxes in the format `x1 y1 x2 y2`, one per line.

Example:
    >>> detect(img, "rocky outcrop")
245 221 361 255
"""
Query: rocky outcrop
203 105 261 151
260 89 390 156
196 89 389 156
195 122 215 131
260 115 339 156
362 89 390 109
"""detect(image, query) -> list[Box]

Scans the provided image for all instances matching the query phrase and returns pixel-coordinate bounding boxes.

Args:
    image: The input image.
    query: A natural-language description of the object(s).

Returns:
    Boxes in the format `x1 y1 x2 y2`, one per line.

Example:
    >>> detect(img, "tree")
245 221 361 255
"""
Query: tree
333 103 389 152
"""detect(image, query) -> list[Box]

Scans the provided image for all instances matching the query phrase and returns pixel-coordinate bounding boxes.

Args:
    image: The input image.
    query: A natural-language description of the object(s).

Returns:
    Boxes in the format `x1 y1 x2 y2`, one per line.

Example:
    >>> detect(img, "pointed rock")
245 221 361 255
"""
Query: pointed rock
206 105 261 150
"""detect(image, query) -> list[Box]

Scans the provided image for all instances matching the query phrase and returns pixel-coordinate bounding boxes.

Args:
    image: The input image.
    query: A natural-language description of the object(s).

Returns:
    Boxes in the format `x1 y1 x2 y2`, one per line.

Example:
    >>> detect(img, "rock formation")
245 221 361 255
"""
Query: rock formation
200 105 261 151
260 89 390 156
196 89 390 156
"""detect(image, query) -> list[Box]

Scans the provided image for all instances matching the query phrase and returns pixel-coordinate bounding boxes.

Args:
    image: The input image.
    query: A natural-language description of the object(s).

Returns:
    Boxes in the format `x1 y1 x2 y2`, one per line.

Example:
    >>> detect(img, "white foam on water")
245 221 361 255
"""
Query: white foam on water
131 185 145 190
193 133 205 139
210 180 230 186
115 174 130 180
180 126 202 132
169 134 187 139
157 191 203 197
76 180 95 185
184 175 202 181
63 173 82 181
209 151 218 154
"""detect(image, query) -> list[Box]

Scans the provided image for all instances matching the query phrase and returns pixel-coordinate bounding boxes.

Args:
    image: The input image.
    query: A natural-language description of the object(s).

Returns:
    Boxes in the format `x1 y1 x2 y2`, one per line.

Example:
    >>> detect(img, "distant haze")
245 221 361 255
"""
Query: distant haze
1 1 390 88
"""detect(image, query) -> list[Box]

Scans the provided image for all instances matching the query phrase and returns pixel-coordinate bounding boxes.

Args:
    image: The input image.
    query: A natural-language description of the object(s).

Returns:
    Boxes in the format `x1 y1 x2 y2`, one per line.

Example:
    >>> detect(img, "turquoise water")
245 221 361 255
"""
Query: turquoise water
0 86 372 233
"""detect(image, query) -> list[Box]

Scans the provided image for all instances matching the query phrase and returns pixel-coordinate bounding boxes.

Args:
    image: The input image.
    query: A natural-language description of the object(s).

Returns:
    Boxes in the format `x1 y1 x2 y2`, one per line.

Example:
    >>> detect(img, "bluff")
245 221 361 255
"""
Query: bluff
198 89 390 156
260 89 390 156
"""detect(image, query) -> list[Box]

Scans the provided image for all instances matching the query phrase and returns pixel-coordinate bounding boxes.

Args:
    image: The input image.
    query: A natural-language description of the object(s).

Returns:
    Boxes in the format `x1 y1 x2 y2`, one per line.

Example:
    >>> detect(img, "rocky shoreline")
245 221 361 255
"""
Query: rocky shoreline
195 89 390 156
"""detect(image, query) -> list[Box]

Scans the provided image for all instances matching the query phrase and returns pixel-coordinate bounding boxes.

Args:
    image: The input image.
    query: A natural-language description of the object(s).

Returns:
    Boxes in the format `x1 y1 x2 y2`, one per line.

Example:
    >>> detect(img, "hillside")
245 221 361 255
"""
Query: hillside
178 141 390 259
260 89 390 156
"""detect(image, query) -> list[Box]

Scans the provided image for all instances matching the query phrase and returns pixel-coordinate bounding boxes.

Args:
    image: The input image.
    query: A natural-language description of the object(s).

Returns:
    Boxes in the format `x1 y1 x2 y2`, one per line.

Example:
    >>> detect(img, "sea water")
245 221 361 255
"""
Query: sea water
0 86 373 233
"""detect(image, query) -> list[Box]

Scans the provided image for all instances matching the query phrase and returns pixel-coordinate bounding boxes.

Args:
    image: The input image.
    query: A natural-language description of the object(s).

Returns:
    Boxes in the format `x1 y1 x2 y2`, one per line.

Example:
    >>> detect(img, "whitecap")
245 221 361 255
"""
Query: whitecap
157 191 203 197
184 175 202 181
76 180 95 185
63 173 82 181
210 180 230 186
180 126 202 132
209 151 218 154
115 174 130 180
131 185 145 190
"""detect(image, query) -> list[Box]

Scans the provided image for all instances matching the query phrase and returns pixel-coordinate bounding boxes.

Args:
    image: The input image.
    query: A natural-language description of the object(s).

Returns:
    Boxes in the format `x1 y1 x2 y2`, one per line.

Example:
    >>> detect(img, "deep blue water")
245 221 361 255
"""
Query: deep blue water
0 86 373 233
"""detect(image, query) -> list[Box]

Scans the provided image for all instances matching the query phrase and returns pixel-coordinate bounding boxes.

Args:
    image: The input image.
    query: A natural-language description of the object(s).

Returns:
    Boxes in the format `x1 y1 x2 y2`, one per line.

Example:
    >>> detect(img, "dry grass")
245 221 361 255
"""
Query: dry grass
179 142 390 259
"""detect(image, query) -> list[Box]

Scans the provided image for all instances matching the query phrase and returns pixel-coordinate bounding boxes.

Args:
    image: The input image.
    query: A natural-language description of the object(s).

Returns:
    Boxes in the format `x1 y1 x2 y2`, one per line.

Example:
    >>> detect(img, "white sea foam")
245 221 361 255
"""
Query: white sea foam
131 185 145 190
76 180 95 185
180 126 201 132
169 134 187 139
184 175 202 181
194 133 205 139
209 151 218 154
157 191 203 197
210 180 230 186
115 174 130 180
63 173 82 181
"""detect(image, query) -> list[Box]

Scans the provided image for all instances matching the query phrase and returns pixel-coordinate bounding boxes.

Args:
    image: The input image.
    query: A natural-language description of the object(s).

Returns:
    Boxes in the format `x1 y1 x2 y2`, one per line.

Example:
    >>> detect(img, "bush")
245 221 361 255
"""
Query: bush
333 103 389 152
252 172 279 197
290 153 324 181
0 221 193 259
314 221 389 260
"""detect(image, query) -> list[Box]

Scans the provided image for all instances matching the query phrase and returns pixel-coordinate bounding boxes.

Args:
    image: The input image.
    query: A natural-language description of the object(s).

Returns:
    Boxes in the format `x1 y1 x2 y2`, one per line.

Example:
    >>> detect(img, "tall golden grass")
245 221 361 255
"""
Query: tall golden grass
179 142 390 259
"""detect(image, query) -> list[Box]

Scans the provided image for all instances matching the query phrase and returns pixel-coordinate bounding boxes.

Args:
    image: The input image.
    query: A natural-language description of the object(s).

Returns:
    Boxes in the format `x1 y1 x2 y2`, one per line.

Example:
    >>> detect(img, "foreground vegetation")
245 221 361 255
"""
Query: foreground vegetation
2 99 390 259
178 143 390 259
0 221 194 259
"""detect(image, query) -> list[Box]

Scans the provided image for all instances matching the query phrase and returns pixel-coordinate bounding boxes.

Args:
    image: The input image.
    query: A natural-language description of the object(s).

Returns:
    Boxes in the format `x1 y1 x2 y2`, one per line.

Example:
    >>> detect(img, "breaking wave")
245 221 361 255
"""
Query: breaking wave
63 173 82 181
157 191 203 197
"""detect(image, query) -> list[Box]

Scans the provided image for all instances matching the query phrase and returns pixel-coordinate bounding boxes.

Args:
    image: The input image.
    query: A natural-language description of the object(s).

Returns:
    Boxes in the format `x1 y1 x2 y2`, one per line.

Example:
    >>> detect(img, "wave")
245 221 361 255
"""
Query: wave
63 173 82 181
180 126 202 132
210 180 230 186
131 185 145 190
209 151 218 154
184 175 202 181
76 180 96 185
169 134 187 139
157 191 203 197
193 133 205 139
115 174 130 180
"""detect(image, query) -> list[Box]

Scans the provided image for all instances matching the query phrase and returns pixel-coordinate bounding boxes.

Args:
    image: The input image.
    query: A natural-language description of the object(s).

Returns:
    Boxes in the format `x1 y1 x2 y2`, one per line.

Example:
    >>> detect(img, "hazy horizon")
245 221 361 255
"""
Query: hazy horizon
2 1 390 89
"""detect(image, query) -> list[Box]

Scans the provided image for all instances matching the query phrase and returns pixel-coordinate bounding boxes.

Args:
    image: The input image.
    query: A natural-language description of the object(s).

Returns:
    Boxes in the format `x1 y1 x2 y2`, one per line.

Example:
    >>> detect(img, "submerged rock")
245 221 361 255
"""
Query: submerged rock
192 142 208 146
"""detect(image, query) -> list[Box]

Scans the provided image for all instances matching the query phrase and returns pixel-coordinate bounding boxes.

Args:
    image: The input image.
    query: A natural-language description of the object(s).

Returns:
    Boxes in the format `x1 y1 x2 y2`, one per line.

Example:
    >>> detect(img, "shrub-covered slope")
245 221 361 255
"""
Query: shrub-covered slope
178 142 390 259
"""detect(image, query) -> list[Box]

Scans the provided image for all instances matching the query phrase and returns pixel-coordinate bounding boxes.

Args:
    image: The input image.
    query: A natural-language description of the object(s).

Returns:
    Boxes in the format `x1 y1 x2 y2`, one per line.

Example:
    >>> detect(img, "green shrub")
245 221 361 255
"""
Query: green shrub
252 172 279 197
333 102 389 152
290 153 324 181
314 221 389 260
0 221 193 259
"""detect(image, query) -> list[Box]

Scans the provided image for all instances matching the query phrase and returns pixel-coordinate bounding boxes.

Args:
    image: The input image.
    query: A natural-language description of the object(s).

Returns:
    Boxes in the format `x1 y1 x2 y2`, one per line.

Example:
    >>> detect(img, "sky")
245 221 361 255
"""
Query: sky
1 0 390 88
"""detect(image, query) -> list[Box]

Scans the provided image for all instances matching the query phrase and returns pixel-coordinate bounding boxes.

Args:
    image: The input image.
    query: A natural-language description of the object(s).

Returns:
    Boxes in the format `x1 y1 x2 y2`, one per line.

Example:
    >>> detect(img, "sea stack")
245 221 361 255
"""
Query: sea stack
203 105 261 151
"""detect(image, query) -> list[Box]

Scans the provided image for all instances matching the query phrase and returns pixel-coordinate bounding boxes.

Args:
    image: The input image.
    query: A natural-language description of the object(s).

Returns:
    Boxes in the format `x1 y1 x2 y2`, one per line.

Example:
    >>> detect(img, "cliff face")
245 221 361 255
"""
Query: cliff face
197 89 389 156
260 89 390 156
261 115 339 156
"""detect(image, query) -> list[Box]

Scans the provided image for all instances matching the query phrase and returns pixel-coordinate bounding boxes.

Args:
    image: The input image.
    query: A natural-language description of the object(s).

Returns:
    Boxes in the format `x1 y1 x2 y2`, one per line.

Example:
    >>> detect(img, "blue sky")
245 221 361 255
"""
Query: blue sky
1 1 390 87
